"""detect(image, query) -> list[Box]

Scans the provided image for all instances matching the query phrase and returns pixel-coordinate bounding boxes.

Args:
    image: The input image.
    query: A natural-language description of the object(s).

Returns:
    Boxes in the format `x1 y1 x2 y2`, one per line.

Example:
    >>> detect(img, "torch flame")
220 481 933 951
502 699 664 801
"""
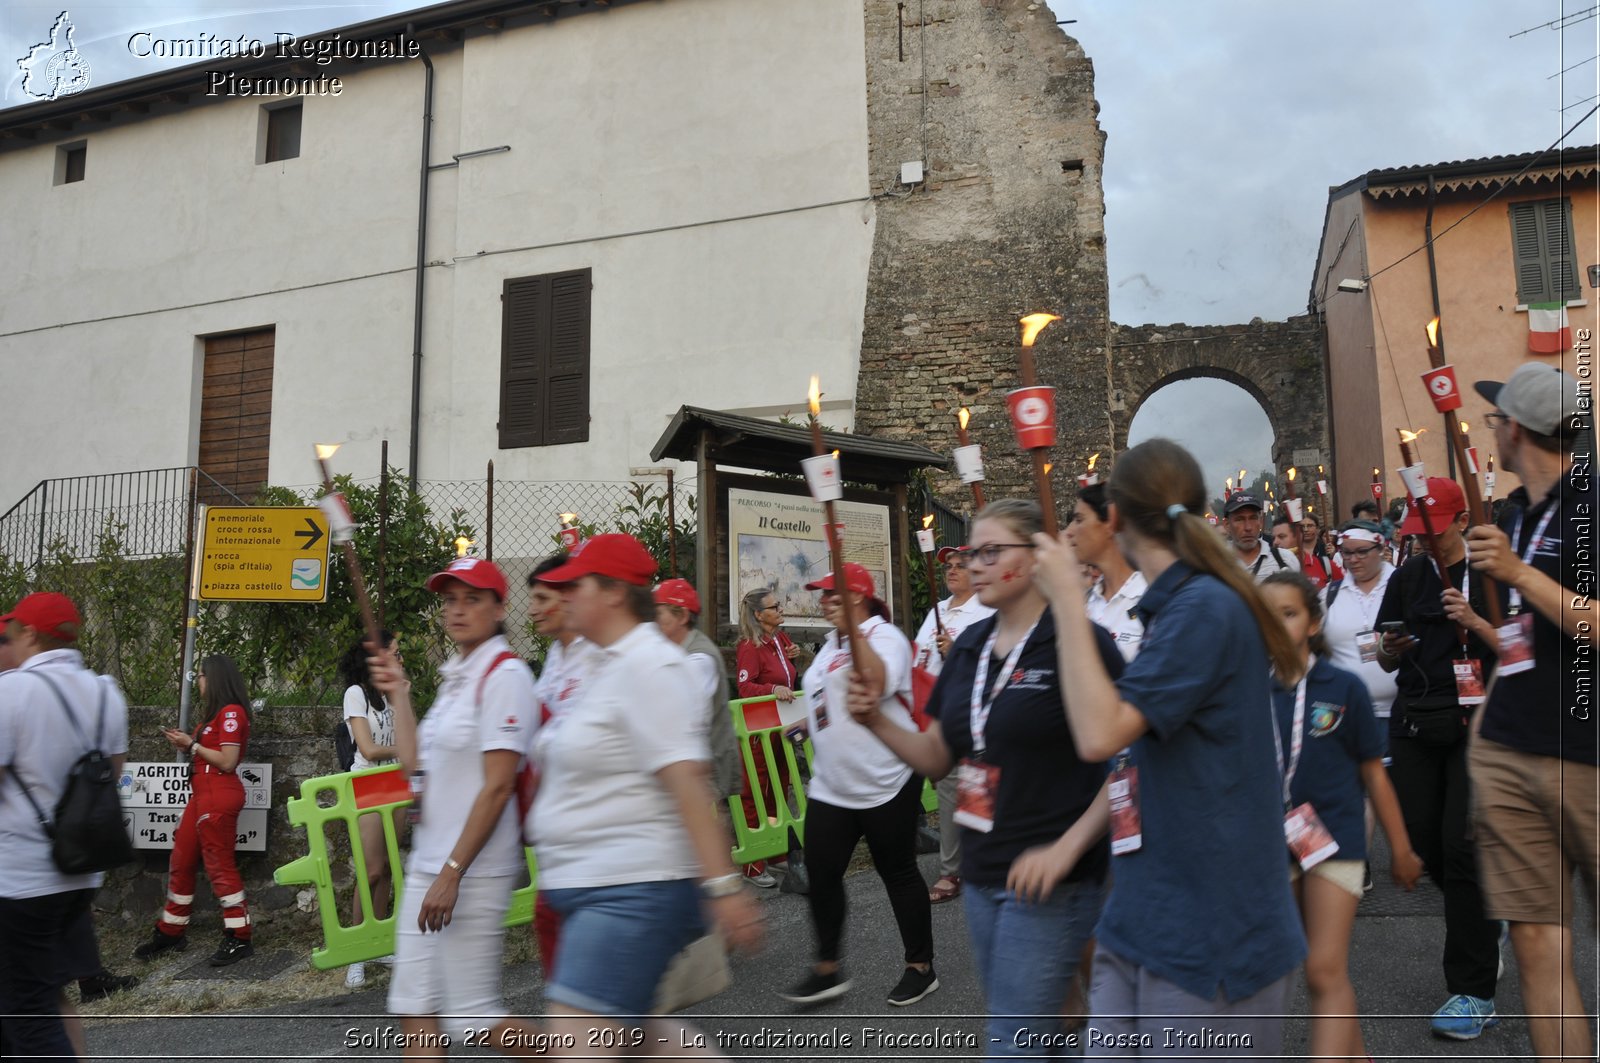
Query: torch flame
1019 312 1061 347
1287 467 1296 481
1426 317 1440 347
315 443 341 460
1398 428 1422 444
832 449 841 460
454 536 474 557
1459 421 1469 434
958 407 970 431
1087 452 1100 471
1239 469 1247 484
1226 477 1233 490
559 512 578 526
922 514 935 530
1044 462 1054 475
808 375 821 418
1372 467 1380 478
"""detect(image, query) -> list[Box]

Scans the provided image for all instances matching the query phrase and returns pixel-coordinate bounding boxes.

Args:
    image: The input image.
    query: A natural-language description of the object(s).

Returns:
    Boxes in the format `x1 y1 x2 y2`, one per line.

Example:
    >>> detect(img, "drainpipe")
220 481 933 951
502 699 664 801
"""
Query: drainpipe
1423 174 1456 478
408 30 435 492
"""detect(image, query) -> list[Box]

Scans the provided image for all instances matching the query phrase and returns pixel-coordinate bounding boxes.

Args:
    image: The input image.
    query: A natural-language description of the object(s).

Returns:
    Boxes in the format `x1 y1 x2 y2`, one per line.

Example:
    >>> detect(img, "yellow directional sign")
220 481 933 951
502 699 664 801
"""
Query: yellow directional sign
199 507 332 602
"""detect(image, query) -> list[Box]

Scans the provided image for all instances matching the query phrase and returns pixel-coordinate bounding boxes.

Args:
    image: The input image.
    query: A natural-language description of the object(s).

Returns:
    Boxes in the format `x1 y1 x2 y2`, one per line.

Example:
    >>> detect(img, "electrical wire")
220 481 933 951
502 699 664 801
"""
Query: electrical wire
1365 105 1600 285
1547 52 1598 78
1512 4 1599 37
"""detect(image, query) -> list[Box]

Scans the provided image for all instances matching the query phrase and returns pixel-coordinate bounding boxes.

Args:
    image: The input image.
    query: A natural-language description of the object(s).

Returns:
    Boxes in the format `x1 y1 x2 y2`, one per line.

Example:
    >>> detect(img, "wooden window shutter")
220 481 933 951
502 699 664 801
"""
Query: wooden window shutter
1510 198 1580 304
498 268 591 449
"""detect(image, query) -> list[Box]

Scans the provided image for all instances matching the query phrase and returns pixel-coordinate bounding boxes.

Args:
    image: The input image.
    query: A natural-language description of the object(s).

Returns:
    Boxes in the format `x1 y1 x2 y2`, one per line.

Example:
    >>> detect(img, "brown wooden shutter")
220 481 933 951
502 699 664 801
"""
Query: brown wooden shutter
198 327 275 502
498 268 590 448
500 276 548 449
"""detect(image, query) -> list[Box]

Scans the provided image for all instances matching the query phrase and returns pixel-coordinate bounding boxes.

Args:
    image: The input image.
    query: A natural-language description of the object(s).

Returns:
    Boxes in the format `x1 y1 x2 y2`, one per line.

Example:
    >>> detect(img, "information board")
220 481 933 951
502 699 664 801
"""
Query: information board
118 761 272 852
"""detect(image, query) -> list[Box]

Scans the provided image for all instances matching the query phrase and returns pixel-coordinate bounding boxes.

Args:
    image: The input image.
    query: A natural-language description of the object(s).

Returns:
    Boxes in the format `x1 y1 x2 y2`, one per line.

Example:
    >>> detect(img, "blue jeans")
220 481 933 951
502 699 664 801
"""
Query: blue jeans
541 879 706 1017
964 879 1106 1059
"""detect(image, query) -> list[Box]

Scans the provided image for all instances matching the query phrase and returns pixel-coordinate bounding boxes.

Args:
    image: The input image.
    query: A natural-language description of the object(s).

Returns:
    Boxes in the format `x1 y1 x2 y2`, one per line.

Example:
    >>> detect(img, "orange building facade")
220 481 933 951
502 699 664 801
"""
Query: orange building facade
1313 148 1598 520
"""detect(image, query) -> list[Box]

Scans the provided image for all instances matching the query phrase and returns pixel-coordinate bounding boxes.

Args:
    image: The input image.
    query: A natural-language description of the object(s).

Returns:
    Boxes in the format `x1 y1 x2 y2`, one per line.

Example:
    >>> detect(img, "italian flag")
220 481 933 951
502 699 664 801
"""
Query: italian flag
1528 301 1571 354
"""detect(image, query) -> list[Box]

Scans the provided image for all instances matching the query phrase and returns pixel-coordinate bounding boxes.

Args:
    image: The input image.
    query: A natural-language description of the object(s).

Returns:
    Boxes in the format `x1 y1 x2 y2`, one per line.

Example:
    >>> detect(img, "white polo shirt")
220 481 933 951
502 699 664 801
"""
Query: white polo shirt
1086 570 1148 662
1321 565 1399 718
410 635 537 879
530 622 709 889
1236 541 1300 583
911 595 996 678
534 636 597 725
803 616 916 809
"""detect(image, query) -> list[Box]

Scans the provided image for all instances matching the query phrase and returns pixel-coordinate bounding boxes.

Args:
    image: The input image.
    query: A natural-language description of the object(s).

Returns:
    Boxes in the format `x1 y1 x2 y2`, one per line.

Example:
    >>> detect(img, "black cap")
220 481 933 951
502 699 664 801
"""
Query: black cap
1224 493 1264 515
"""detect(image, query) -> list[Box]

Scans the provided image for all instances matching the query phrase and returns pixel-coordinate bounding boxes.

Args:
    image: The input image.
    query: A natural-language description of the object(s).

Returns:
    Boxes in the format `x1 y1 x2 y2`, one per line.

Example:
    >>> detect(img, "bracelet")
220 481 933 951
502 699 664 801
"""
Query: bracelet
189 742 201 758
698 873 743 899
443 857 467 876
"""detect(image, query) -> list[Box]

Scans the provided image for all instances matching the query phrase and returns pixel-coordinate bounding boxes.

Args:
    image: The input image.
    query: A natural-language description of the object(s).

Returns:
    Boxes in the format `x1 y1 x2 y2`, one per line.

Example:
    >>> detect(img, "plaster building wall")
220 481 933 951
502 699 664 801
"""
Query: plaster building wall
1314 190 1385 519
1351 174 1599 500
853 0 1111 508
0 0 874 511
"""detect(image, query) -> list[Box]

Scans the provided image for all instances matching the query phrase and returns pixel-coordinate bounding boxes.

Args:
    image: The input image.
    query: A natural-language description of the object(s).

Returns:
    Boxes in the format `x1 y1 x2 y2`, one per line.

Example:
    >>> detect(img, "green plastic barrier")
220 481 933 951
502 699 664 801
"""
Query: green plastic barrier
725 695 813 865
273 764 538 971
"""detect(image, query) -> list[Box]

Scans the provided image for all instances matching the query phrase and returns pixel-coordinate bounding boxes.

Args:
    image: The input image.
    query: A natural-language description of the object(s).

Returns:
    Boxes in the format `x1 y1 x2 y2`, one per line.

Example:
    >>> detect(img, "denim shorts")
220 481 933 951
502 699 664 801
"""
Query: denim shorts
541 879 706 1017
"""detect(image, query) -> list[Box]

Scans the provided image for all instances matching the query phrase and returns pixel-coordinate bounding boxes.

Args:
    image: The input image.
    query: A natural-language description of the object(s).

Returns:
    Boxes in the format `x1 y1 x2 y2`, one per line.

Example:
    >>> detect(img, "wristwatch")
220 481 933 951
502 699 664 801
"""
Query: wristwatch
698 873 743 899
443 857 467 876
188 742 201 758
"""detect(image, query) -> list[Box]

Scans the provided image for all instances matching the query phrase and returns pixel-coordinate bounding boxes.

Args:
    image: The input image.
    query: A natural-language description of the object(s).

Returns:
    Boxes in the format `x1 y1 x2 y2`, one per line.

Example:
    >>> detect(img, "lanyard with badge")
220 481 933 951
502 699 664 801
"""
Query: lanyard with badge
953 621 1036 832
1495 506 1555 677
1449 561 1490 706
1273 664 1339 870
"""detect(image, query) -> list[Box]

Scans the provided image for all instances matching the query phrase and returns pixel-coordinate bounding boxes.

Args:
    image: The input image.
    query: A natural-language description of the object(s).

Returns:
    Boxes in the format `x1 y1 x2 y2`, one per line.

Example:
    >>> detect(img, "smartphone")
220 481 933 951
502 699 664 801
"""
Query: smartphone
1379 621 1409 637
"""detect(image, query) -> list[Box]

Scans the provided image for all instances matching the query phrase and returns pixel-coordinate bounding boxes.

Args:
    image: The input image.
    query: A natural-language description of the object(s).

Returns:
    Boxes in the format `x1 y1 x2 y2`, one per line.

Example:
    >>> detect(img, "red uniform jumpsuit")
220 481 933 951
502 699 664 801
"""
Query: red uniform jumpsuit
735 632 798 873
155 703 251 940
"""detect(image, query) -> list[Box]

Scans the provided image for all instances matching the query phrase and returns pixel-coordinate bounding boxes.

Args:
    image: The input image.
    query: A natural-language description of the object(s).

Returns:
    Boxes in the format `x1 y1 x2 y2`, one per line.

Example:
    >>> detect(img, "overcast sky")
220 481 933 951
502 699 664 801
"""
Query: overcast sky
5 1 1595 494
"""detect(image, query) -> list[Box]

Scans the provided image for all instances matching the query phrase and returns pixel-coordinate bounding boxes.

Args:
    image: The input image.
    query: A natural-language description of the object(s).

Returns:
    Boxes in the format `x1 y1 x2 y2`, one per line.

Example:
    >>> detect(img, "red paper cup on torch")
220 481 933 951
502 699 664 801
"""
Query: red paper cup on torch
1006 386 1057 450
915 527 936 553
1421 364 1464 412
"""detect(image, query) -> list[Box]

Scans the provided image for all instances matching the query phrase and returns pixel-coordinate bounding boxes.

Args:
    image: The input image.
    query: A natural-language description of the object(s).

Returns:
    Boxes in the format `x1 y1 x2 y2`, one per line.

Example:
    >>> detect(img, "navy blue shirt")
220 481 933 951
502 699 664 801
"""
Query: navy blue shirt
926 607 1121 888
1479 470 1600 764
1273 656 1386 861
1099 561 1306 1002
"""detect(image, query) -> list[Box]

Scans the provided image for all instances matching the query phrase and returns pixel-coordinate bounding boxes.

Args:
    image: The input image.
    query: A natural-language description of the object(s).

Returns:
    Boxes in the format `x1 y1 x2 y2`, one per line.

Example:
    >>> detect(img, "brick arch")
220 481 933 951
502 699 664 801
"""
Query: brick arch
1107 316 1330 498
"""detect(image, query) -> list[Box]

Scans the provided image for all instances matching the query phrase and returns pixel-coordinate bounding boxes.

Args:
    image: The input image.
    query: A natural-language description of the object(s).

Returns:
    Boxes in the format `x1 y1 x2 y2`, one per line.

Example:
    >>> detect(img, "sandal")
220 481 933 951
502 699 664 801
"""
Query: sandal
928 876 962 904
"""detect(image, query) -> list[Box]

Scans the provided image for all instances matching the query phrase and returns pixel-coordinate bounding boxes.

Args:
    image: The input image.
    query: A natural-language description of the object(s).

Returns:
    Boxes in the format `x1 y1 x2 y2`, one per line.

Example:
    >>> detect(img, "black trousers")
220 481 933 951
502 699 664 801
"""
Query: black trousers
803 773 933 966
1388 733 1501 1000
0 888 97 1063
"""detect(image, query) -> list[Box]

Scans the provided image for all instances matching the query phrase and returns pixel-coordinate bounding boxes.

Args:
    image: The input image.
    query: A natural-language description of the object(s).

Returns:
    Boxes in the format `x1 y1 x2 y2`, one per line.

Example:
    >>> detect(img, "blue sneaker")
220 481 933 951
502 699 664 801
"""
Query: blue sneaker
1431 994 1499 1040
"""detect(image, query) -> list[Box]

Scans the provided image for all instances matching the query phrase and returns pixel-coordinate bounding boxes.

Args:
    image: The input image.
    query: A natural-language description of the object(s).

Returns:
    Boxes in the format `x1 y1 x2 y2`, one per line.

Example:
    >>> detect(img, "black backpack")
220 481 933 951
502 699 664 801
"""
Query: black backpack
9 672 134 875
333 718 356 772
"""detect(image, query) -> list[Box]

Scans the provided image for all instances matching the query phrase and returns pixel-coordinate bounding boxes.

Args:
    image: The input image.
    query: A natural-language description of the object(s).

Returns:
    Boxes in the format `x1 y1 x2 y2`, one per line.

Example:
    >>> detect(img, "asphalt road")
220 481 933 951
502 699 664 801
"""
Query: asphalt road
83 834 1596 1061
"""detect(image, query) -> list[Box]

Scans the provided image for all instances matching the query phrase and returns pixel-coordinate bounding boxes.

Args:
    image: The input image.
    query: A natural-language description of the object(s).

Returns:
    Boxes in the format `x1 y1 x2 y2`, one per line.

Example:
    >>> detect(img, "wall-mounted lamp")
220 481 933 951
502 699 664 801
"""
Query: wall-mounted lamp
1336 278 1368 294
1587 264 1600 289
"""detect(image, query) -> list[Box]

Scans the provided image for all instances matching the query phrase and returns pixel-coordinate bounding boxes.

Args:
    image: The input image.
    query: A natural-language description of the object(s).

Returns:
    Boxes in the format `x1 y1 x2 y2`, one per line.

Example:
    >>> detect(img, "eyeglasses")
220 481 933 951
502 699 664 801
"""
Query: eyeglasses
1482 411 1510 429
759 604 781 614
1338 546 1381 560
966 543 1037 566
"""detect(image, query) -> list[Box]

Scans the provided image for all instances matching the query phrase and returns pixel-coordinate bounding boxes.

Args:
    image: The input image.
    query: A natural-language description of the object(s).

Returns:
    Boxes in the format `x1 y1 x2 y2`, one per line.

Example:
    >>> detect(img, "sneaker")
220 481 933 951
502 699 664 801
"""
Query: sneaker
780 968 851 1005
373 953 396 966
132 928 188 960
1430 994 1499 1040
344 962 366 988
208 934 255 968
887 965 940 1007
744 864 777 889
1362 860 1374 893
78 971 139 1003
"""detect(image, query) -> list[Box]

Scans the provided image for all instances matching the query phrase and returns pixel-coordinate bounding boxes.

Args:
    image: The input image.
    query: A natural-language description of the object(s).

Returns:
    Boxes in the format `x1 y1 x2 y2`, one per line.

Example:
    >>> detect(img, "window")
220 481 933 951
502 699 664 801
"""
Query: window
54 141 86 184
261 102 302 163
1510 198 1580 304
499 268 592 449
198 328 275 503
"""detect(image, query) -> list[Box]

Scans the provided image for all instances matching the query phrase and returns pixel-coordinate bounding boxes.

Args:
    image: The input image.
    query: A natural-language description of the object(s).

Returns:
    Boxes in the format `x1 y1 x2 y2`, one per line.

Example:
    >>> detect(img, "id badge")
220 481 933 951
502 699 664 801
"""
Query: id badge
1496 613 1536 677
1355 630 1381 664
809 687 830 732
1453 658 1487 706
953 758 1000 833
1108 762 1142 854
1284 802 1339 870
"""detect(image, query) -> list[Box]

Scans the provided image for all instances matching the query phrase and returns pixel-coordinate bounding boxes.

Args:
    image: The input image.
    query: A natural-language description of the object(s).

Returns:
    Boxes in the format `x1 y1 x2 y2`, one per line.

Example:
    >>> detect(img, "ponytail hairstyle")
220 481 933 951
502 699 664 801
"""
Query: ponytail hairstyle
738 587 777 645
1106 439 1299 679
1260 570 1327 673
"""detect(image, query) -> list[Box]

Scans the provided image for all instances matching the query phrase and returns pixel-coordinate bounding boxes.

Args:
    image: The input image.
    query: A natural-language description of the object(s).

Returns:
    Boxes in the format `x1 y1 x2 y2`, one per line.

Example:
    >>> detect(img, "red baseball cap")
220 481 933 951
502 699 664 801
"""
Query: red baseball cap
805 562 876 596
653 578 701 613
0 592 82 641
935 546 967 564
1396 477 1467 538
425 557 510 600
539 533 659 587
